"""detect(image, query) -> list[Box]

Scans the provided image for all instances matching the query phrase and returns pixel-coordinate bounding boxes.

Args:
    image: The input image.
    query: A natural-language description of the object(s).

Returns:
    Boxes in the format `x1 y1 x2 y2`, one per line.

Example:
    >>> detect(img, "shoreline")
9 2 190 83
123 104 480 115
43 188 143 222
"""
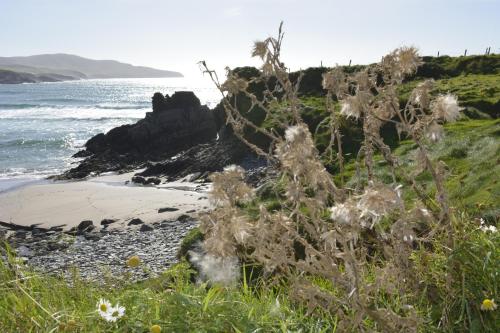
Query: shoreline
0 171 210 230
0 176 50 194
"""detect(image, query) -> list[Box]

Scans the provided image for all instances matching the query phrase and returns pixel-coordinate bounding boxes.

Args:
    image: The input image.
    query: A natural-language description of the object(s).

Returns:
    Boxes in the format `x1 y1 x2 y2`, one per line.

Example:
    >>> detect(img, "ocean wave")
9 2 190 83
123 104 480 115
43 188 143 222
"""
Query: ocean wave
0 106 148 120
95 104 149 110
0 167 63 179
0 103 41 109
0 138 74 149
0 116 142 122
0 102 148 110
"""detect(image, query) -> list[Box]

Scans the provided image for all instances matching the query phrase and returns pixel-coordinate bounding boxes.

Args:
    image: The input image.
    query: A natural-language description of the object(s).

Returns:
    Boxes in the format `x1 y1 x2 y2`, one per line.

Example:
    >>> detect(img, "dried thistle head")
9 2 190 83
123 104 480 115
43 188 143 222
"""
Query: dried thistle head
410 79 434 109
330 200 359 225
356 183 404 226
252 40 268 59
425 121 445 143
381 47 421 83
354 70 373 91
221 70 249 95
339 92 371 119
373 86 399 119
322 67 347 95
209 165 254 206
396 46 422 75
277 124 317 166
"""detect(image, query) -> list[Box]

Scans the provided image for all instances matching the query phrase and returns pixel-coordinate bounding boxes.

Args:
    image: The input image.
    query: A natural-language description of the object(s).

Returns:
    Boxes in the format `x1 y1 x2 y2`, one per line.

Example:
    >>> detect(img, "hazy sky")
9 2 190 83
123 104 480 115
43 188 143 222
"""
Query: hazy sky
0 0 498 78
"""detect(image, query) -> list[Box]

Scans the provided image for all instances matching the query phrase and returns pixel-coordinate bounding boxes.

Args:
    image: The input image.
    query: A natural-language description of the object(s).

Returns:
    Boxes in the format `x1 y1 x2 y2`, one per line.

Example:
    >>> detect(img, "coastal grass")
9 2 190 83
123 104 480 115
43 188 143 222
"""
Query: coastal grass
1 215 498 332
398 74 500 117
0 253 328 332
338 119 500 221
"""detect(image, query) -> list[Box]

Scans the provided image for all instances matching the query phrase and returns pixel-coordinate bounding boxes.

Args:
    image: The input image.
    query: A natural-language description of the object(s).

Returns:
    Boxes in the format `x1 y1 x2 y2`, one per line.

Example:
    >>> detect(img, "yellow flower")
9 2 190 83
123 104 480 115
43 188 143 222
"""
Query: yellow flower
127 255 141 268
150 324 162 333
481 299 497 311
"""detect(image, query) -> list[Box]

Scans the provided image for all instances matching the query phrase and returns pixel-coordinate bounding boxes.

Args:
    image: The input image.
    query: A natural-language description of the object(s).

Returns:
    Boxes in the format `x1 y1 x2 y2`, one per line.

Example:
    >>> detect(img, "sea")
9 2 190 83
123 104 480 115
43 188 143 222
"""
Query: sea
0 77 220 192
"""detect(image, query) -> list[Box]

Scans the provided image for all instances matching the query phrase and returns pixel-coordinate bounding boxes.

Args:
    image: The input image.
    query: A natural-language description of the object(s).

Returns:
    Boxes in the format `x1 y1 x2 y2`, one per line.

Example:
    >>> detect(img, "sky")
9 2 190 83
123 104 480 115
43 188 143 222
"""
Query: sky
0 0 499 79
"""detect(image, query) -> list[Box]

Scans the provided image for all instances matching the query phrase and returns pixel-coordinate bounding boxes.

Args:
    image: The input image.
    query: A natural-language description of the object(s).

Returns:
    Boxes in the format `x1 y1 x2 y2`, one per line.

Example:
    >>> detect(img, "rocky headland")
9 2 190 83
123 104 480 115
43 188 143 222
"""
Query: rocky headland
0 68 79 84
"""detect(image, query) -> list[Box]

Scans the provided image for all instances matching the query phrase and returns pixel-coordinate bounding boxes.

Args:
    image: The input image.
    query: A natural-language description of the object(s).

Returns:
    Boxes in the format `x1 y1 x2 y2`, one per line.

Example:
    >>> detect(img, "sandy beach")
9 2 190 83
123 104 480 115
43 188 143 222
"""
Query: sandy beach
0 172 210 230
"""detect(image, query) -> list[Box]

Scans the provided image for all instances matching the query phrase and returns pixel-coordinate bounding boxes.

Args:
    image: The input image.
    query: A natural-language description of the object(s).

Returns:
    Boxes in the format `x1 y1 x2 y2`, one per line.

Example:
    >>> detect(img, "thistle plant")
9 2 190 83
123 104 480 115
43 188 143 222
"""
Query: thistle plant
199 23 466 332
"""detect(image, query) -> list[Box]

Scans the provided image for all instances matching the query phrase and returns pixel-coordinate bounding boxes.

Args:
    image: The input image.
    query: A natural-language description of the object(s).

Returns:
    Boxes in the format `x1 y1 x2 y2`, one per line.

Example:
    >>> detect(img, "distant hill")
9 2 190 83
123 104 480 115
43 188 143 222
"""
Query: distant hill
0 68 79 84
0 54 182 83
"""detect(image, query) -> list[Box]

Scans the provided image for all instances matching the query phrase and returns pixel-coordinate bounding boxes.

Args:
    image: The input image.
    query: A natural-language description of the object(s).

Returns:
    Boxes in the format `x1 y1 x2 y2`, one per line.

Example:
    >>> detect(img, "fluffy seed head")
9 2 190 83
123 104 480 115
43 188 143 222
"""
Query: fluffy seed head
189 251 240 286
357 184 403 226
284 125 305 143
431 94 461 122
425 122 445 143
340 96 362 119
330 202 358 225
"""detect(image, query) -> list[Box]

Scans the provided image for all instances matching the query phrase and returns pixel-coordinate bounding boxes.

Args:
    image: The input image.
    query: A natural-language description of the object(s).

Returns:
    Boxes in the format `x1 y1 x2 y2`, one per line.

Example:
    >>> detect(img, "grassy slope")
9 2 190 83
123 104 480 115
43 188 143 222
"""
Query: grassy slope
340 119 500 221
398 74 500 117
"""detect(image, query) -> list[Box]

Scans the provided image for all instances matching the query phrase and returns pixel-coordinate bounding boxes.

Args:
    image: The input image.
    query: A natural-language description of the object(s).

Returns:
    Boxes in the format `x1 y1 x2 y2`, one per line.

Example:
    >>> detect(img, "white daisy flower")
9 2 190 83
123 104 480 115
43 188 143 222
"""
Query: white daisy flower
106 304 125 322
96 298 112 318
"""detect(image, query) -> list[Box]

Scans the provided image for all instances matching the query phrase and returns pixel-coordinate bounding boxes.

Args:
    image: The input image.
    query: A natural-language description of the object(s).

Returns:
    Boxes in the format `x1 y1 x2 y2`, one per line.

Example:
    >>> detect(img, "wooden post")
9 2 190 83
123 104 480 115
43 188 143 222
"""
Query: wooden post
464 49 467 56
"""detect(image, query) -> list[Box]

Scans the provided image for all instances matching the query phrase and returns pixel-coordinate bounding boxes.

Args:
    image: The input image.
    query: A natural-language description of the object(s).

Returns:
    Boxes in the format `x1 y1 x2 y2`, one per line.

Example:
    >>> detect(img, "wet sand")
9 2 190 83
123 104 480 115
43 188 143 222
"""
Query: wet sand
0 172 210 229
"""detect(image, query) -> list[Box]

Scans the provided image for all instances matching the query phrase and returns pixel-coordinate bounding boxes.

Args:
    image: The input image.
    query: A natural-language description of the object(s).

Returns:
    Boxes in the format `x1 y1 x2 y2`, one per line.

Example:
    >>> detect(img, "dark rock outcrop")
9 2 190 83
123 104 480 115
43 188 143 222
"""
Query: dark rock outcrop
59 91 219 179
137 134 253 181
58 90 271 184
